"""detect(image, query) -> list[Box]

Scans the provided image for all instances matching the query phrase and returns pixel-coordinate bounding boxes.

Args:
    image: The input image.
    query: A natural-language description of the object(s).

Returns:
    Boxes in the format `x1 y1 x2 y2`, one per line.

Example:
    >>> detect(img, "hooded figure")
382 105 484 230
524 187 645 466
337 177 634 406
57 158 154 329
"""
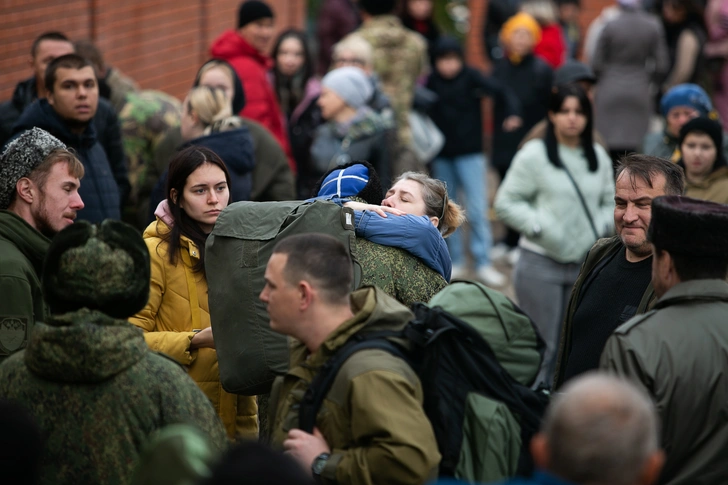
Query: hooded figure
0 220 227 485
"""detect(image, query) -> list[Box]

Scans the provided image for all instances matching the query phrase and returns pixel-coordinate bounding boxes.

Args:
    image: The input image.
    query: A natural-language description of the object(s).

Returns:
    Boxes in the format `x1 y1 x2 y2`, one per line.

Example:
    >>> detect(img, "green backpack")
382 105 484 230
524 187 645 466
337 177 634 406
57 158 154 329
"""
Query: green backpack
205 200 362 396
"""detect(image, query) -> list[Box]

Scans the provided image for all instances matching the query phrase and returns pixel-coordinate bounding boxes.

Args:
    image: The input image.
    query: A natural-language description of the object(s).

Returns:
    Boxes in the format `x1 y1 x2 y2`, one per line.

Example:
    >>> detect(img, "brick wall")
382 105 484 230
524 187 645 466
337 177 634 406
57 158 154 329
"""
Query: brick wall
0 0 307 102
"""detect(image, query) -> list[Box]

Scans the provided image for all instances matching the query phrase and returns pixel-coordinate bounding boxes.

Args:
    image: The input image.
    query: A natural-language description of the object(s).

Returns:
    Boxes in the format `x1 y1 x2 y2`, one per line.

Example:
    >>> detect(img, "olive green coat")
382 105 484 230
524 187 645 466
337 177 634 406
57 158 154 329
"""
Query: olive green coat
600 279 728 485
269 287 441 485
553 235 656 389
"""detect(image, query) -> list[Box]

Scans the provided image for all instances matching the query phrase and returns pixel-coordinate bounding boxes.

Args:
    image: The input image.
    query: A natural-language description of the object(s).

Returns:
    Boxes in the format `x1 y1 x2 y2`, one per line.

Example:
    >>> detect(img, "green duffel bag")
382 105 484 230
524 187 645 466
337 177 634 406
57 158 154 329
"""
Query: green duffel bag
206 200 362 396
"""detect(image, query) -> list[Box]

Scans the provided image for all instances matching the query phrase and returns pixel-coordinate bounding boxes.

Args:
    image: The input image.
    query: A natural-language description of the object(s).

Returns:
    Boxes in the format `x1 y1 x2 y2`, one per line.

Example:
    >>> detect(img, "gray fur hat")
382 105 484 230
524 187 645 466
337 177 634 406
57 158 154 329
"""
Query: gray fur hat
0 128 66 210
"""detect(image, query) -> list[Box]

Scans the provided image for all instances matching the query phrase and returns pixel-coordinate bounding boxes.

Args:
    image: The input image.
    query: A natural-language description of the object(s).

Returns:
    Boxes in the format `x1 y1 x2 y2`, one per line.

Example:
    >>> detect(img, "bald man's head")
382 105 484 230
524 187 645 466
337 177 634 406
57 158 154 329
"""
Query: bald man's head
532 373 664 485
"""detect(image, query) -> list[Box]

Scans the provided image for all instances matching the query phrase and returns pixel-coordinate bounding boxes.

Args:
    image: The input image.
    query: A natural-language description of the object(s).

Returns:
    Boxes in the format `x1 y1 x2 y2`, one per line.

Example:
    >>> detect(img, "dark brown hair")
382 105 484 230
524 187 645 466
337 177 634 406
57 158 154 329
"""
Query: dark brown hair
272 233 353 304
615 154 686 196
31 31 70 58
162 146 232 273
44 53 96 94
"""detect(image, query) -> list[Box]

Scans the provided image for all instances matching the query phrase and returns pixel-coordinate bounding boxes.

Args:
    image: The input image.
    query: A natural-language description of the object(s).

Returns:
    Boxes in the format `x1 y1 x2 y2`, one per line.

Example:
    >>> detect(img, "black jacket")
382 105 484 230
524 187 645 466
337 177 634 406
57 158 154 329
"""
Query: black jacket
427 65 520 159
0 77 130 205
12 99 122 223
492 55 553 172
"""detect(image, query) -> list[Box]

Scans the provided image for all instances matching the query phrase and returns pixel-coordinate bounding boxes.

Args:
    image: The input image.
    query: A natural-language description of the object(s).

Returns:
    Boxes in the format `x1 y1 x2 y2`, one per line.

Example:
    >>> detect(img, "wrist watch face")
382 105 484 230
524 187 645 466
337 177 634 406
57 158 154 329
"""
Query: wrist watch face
312 453 331 475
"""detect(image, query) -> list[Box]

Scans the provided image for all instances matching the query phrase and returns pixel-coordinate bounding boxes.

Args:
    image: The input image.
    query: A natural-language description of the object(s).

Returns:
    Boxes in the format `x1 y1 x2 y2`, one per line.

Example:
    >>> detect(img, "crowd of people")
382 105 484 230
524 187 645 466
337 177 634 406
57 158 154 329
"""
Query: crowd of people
1 0 728 484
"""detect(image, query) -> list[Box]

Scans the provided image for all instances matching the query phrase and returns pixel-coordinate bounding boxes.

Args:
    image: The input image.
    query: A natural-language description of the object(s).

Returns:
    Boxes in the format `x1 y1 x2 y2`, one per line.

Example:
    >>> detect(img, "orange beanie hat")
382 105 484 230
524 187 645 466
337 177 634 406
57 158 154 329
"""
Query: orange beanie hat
500 12 542 46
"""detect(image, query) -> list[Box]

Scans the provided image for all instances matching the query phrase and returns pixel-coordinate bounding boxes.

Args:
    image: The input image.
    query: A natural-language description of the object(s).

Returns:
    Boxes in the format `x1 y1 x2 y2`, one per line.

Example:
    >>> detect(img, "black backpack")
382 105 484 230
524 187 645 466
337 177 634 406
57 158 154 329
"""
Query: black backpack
299 300 551 480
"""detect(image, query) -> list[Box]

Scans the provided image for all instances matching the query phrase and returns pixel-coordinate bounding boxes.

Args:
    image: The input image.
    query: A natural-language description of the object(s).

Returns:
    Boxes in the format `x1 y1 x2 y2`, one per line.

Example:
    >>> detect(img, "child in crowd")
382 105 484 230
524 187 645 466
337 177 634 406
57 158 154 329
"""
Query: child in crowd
427 36 522 286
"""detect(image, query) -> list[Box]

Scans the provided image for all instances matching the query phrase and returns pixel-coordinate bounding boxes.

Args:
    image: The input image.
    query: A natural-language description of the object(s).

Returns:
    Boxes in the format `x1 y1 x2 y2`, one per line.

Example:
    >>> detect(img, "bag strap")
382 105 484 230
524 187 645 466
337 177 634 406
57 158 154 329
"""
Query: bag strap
298 331 407 433
560 162 600 241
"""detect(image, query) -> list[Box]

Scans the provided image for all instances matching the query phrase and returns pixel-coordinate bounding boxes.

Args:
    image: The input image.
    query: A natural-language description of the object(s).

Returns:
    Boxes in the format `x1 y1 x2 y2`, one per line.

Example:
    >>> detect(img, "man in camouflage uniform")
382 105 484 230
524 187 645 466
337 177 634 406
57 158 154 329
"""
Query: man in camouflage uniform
0 220 227 485
343 0 428 175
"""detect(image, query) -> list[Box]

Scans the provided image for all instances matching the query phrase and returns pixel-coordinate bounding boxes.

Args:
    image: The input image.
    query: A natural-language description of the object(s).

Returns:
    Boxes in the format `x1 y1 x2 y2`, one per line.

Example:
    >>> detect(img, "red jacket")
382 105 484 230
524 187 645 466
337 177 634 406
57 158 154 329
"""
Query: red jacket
534 24 566 69
210 30 295 172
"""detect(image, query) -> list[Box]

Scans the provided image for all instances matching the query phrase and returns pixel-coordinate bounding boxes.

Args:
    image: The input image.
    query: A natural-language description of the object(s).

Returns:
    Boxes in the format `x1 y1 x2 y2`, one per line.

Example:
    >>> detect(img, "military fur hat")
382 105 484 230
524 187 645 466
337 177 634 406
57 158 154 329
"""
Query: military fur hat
43 220 150 319
0 128 66 210
648 195 728 257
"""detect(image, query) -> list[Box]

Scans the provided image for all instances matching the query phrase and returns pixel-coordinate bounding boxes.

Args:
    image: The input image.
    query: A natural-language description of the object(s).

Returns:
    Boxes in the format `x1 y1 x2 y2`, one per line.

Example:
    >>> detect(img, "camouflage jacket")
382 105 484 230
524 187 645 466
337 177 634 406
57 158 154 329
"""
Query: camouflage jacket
0 308 228 485
345 16 428 145
354 237 447 308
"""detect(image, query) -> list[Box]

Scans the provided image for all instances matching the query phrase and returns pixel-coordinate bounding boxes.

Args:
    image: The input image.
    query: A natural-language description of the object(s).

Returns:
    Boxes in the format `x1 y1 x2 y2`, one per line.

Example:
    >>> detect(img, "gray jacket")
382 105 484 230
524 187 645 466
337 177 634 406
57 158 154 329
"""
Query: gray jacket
601 279 728 485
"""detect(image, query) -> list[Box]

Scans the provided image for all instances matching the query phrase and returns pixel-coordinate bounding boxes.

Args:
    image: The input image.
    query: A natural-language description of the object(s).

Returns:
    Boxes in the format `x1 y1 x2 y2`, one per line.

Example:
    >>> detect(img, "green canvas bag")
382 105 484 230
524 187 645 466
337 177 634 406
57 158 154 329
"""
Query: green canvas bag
206 200 362 396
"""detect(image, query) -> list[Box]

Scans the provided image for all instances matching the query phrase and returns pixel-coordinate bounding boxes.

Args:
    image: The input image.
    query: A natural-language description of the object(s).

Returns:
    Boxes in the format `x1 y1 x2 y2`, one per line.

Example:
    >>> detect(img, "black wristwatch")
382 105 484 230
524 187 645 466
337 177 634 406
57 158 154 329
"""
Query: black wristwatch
311 452 331 483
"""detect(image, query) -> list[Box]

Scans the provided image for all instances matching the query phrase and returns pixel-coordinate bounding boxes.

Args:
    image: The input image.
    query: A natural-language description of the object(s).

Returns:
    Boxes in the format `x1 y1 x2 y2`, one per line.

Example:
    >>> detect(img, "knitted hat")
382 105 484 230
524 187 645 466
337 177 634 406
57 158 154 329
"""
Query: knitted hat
314 160 383 203
554 60 597 86
433 36 464 60
43 220 151 319
679 117 726 168
237 1 274 29
321 66 374 110
648 195 728 257
660 84 714 118
500 12 542 46
0 128 66 210
357 0 397 16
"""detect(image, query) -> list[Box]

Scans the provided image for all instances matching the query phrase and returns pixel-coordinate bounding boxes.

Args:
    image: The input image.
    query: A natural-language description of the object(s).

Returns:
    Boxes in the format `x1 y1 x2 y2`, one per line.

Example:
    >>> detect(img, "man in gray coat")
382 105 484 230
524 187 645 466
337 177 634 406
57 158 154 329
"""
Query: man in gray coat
601 195 728 485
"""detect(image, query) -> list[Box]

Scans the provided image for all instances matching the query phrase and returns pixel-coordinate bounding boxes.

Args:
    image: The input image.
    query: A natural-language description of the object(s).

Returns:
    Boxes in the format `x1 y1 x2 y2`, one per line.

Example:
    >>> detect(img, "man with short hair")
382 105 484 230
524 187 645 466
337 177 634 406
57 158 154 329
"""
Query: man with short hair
342 0 429 173
601 195 728 485
11 54 126 223
497 372 665 485
0 33 130 208
553 155 685 389
262 233 440 484
209 0 294 171
0 128 85 363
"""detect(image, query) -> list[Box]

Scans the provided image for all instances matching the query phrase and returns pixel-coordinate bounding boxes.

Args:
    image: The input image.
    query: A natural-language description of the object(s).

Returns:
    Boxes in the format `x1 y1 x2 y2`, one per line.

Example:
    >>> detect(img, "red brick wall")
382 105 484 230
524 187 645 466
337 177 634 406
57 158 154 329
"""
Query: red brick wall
0 0 307 102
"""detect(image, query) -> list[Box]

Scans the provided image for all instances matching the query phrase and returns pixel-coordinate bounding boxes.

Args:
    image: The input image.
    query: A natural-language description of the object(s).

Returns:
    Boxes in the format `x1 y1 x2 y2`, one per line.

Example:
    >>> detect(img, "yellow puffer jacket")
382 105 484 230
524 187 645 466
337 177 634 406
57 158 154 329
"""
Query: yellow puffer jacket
129 219 258 440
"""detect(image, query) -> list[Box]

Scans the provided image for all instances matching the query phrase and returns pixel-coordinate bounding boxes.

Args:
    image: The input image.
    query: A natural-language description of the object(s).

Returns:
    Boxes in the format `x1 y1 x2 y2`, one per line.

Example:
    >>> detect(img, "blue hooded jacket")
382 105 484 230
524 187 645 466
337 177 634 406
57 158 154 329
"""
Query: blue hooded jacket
11 99 121 223
315 163 452 281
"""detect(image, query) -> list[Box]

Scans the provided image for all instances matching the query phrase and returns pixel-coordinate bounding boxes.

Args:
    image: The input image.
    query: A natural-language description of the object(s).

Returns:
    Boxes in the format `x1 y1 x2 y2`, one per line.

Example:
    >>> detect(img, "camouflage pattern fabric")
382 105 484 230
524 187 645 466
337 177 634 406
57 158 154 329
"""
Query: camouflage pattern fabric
0 308 228 485
119 90 181 227
354 237 447 308
346 16 428 148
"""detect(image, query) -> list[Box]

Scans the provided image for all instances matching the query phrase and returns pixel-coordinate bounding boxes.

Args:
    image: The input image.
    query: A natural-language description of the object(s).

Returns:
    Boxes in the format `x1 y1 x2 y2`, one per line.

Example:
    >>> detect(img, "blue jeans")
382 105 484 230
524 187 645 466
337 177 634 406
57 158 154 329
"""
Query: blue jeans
432 153 492 268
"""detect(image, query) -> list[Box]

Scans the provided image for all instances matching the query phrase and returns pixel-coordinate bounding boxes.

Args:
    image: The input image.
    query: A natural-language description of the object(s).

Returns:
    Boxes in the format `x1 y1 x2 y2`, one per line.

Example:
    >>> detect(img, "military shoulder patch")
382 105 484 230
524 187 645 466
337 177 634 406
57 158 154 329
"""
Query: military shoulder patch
0 316 29 355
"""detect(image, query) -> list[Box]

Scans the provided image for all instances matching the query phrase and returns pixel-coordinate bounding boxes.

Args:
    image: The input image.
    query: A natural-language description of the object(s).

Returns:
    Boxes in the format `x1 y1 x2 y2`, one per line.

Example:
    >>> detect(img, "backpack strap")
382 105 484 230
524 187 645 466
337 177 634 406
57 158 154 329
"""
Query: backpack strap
298 331 407 434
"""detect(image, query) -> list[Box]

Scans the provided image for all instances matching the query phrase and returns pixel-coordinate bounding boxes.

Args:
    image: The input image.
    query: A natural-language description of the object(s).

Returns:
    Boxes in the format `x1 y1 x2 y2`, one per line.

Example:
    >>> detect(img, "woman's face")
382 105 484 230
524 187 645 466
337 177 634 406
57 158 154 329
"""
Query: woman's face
407 0 434 20
682 132 717 179
317 87 347 120
382 179 429 216
662 1 687 23
276 37 306 77
506 28 536 58
178 162 230 233
198 67 235 105
666 106 699 137
549 96 588 140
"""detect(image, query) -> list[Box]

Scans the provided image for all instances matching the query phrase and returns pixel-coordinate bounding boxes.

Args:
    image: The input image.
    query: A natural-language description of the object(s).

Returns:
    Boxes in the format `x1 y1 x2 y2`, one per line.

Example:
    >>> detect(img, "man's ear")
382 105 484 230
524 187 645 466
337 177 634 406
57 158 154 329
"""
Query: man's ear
15 177 35 204
639 450 665 485
299 280 314 311
530 433 549 470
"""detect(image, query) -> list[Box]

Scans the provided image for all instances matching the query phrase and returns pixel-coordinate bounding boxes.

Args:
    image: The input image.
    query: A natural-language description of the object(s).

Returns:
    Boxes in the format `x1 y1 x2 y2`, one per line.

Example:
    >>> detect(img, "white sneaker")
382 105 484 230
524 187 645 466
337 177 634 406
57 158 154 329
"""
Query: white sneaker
490 243 510 262
451 264 468 280
476 265 507 287
507 248 521 266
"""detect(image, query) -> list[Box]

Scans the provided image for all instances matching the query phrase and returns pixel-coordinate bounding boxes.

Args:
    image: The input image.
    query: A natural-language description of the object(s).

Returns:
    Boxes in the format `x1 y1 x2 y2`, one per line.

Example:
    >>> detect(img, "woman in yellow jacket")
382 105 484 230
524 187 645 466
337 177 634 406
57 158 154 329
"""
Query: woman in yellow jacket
130 145 257 440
